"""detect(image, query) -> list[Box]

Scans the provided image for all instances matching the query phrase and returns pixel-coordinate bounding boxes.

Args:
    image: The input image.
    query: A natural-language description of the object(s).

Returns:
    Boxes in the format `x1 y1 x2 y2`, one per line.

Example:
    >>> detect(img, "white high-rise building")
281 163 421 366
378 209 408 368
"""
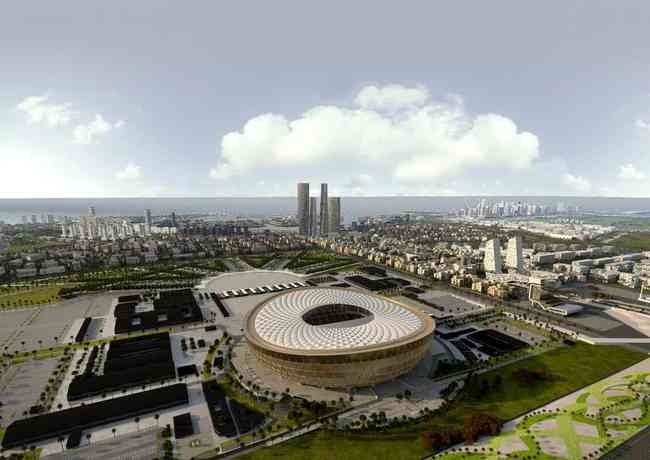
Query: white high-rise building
297 183 310 235
484 238 502 273
506 235 524 272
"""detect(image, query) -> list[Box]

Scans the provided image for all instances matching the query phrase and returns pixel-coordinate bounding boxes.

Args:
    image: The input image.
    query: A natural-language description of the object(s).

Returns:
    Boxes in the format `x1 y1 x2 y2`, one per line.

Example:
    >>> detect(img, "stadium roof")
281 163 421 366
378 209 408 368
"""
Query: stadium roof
248 288 432 352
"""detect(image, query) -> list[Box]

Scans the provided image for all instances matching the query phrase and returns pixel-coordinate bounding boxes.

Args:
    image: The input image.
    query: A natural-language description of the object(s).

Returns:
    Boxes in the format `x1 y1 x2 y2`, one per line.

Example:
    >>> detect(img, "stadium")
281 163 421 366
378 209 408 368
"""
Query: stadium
245 287 435 388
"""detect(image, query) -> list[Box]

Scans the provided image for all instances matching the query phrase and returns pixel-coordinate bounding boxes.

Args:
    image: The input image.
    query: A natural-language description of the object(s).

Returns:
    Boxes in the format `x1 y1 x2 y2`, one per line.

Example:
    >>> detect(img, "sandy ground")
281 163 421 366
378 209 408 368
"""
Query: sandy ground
498 435 528 455
538 435 568 458
573 421 599 437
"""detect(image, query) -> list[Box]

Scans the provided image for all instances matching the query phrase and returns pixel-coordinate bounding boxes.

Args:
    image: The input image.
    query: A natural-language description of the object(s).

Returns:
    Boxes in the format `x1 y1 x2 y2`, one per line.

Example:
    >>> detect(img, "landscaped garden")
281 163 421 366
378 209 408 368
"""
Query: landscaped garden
239 344 647 460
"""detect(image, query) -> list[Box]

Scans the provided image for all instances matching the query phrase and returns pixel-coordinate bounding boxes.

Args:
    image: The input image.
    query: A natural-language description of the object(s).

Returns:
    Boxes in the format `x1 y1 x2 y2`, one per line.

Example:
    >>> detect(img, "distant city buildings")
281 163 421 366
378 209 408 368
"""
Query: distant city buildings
484 238 502 273
456 199 579 219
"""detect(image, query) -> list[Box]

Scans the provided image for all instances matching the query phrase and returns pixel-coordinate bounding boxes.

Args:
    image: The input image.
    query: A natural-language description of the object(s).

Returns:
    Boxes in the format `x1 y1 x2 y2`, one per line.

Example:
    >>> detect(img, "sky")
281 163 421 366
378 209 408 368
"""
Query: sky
1 1 650 199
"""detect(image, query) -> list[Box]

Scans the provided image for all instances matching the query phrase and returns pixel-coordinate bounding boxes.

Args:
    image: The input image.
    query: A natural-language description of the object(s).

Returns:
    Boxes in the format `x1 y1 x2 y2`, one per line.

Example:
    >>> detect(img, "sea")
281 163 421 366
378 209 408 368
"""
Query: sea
1 197 650 225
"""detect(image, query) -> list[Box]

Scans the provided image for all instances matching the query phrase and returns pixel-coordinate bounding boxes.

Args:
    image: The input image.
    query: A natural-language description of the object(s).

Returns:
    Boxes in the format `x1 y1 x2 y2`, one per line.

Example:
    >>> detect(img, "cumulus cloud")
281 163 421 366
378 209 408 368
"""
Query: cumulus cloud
115 163 142 181
73 114 124 144
16 95 77 126
354 84 429 112
636 119 650 131
562 173 591 193
618 163 646 180
210 84 540 185
345 174 373 195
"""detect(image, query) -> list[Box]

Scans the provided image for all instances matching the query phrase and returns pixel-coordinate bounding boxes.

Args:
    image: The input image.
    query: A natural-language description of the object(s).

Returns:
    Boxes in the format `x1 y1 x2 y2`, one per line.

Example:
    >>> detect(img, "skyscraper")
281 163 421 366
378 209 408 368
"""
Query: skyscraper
319 183 328 235
328 197 341 234
297 183 310 235
484 238 502 273
88 206 96 217
145 209 152 235
171 211 177 227
309 197 319 236
506 235 523 272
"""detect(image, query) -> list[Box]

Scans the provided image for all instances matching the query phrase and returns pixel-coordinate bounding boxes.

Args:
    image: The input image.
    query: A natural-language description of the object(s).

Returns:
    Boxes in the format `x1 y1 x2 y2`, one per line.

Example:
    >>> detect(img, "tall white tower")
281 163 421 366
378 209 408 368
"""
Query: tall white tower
484 238 502 273
506 235 523 272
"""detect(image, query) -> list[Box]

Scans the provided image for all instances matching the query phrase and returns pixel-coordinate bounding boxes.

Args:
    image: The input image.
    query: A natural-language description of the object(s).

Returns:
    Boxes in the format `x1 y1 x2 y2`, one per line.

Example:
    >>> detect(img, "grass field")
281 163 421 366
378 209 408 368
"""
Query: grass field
0 286 62 309
240 344 647 460
606 231 650 251
241 255 277 269
286 250 339 269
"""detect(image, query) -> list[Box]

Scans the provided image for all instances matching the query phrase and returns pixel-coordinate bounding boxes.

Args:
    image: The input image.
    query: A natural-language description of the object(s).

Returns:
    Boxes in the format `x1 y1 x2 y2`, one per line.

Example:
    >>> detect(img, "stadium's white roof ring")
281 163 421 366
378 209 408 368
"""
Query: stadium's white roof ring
247 287 433 353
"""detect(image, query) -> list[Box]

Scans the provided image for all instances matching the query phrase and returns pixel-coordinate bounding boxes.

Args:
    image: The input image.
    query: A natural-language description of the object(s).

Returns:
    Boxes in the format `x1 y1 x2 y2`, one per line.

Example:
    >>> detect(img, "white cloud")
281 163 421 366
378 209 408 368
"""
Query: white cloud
73 114 124 144
562 173 591 193
354 84 429 112
636 119 650 131
345 174 373 195
115 163 142 181
210 84 540 185
618 163 646 180
16 95 77 126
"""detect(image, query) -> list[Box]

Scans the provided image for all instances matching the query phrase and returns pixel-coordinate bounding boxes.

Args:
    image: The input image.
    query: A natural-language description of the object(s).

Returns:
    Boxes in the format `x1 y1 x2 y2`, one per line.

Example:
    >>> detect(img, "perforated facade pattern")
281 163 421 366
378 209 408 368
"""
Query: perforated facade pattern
245 288 435 388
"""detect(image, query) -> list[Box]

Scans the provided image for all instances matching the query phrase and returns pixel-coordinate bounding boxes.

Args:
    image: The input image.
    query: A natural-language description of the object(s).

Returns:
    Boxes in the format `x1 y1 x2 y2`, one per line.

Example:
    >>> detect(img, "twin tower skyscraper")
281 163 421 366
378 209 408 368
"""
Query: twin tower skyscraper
297 182 341 236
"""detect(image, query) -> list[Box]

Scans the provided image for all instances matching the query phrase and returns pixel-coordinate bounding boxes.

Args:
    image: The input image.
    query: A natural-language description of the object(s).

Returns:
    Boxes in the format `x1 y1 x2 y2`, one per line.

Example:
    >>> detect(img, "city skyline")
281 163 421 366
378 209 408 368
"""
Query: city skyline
2 2 650 199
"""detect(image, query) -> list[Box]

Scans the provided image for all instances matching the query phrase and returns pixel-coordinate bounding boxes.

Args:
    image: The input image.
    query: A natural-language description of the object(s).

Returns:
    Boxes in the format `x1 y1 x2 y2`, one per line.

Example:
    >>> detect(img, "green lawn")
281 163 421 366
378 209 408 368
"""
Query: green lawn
608 231 650 251
240 344 647 460
436 343 646 427
0 286 62 309
241 255 277 268
240 431 424 460
286 250 339 269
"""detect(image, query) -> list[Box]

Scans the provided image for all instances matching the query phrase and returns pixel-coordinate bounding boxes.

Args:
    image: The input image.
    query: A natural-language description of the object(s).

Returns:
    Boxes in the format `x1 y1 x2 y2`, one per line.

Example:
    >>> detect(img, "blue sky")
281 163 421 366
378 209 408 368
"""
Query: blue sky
1 1 649 198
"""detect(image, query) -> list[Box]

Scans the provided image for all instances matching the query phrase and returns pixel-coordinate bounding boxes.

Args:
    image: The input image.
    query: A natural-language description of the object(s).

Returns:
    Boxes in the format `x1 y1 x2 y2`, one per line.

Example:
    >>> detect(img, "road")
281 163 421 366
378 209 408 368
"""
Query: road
602 423 650 460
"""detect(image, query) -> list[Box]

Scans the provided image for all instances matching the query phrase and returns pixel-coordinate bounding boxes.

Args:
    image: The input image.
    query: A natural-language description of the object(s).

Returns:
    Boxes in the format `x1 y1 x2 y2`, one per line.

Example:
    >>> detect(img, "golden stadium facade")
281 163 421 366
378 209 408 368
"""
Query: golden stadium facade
245 287 435 388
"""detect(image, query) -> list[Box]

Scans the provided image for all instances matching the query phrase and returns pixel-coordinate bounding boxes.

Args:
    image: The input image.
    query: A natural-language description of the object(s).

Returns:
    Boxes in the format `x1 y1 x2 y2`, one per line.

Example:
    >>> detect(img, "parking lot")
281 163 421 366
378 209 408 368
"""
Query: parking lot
40 427 160 460
0 292 121 353
0 357 59 424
